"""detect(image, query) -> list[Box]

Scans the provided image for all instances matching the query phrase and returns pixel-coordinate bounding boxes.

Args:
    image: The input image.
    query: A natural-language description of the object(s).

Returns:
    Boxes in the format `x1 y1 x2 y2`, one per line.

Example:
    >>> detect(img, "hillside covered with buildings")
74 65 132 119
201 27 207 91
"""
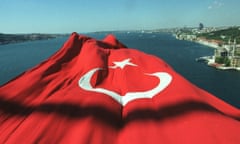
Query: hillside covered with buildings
176 26 240 70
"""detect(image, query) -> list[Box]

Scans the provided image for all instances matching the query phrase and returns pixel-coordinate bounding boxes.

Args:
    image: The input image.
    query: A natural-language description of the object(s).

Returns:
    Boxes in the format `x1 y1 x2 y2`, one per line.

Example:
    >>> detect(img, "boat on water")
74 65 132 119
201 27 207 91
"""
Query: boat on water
195 56 213 62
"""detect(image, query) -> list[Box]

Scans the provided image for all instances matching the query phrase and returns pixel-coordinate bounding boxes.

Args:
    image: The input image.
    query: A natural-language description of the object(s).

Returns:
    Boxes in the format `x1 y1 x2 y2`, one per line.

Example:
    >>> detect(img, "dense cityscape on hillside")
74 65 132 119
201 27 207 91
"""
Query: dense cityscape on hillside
176 25 240 70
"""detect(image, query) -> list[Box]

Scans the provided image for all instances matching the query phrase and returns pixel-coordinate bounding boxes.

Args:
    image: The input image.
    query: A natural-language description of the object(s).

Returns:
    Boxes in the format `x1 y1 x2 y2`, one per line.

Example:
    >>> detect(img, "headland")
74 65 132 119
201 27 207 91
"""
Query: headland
0 33 64 45
175 26 240 71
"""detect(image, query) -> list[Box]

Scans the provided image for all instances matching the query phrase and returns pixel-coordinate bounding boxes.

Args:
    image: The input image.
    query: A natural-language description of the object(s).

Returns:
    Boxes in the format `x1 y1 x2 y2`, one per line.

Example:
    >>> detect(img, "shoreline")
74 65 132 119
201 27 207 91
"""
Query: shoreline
180 37 240 71
195 39 220 49
0 33 63 45
196 56 240 71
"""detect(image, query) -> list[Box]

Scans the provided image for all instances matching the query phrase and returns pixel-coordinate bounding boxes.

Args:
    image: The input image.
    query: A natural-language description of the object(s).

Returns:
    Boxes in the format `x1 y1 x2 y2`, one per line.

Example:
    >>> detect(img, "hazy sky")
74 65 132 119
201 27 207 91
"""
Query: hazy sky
1 0 240 33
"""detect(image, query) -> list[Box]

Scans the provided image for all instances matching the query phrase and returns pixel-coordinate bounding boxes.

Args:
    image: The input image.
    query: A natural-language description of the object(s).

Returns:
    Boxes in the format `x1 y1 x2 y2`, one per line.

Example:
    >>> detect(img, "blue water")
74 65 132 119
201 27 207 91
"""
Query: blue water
0 32 239 108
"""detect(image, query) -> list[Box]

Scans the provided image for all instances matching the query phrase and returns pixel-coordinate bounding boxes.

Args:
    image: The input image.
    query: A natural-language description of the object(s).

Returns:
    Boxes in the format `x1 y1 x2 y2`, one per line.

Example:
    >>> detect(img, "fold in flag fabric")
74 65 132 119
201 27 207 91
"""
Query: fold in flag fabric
0 32 240 144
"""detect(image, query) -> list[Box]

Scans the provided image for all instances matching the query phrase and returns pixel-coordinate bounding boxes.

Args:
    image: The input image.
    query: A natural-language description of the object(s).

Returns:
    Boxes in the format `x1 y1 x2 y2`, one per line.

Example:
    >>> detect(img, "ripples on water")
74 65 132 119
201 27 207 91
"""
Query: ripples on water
0 32 239 108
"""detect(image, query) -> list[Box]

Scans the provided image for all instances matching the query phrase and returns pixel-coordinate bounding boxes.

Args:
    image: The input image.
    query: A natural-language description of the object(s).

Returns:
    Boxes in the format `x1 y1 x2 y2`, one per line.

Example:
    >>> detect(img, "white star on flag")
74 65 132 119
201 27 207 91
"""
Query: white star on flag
110 58 137 69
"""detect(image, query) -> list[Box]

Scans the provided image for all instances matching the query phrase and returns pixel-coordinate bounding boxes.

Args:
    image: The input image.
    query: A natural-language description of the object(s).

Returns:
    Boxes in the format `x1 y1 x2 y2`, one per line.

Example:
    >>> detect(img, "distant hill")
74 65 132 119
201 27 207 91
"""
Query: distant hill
197 27 240 44
0 33 61 45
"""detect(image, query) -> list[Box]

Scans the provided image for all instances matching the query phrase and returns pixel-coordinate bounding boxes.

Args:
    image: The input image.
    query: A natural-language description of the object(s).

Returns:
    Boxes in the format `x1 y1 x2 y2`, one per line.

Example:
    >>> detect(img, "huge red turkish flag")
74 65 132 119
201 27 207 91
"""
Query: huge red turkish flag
0 33 239 144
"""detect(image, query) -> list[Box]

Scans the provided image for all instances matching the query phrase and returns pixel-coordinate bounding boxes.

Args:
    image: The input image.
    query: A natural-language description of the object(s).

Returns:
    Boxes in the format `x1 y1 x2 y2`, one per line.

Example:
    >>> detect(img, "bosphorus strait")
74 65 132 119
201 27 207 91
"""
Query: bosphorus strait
0 32 239 108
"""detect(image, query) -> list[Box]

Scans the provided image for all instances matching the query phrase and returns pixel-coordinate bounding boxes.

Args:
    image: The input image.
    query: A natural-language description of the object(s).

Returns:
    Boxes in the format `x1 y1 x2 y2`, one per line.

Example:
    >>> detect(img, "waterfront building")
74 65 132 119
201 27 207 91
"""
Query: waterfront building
231 56 240 67
213 38 240 68
235 45 240 56
176 34 196 41
214 48 228 57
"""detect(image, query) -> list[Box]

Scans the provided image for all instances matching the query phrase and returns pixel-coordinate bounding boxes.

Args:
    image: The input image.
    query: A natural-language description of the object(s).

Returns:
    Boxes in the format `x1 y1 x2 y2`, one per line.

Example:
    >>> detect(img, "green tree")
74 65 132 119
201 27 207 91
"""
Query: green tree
215 57 231 66
215 57 224 64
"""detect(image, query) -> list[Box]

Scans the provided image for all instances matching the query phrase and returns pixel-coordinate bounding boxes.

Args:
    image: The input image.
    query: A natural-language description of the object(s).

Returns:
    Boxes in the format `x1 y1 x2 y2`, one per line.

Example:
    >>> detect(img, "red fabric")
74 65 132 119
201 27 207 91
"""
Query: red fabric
0 32 239 144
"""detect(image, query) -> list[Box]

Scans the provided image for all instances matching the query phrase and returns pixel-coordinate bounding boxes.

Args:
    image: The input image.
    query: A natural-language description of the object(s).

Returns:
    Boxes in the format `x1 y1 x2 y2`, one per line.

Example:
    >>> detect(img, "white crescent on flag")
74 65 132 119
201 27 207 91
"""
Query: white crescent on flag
78 58 172 106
